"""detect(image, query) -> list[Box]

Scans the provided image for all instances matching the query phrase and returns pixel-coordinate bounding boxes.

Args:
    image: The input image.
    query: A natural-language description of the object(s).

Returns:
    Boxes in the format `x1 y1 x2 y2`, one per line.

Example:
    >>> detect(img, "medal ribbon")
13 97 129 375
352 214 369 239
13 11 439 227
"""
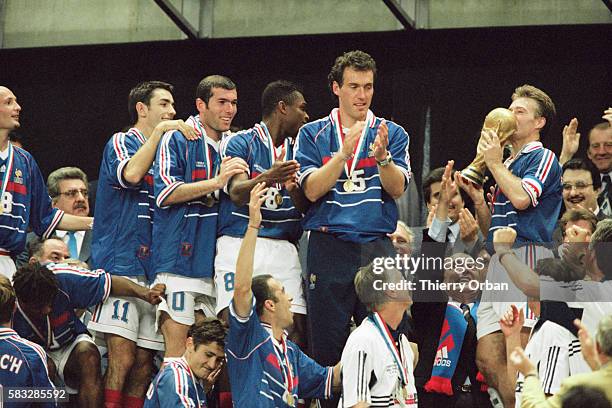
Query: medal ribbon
271 337 295 405
255 122 289 190
0 143 15 209
369 312 408 387
191 116 213 180
330 108 373 181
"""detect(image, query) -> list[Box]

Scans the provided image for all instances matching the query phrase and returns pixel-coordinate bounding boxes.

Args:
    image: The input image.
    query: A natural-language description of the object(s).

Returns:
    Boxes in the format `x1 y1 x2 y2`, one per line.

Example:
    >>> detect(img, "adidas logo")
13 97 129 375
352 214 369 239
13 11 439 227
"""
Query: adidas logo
434 346 451 367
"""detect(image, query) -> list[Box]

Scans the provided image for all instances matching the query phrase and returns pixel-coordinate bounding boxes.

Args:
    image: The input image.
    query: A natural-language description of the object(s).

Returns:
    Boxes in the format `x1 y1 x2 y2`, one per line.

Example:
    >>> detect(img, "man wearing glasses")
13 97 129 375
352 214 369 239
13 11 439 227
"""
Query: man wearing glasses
561 158 605 219
16 167 93 268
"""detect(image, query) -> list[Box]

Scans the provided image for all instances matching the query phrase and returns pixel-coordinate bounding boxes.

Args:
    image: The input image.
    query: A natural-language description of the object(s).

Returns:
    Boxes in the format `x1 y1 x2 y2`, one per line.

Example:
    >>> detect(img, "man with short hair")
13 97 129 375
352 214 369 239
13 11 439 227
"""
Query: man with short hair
152 75 248 360
0 86 92 279
587 122 612 215
560 158 603 216
216 80 309 341
0 274 56 404
227 182 339 407
88 80 198 408
294 52 410 405
16 166 93 268
12 247 165 408
339 261 418 408
455 84 562 407
145 318 227 407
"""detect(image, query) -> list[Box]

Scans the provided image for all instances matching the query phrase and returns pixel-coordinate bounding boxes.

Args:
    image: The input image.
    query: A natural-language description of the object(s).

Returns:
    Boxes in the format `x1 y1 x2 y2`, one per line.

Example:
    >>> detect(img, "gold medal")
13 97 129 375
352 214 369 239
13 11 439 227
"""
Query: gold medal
203 195 215 207
274 193 283 206
343 180 354 192
284 391 295 407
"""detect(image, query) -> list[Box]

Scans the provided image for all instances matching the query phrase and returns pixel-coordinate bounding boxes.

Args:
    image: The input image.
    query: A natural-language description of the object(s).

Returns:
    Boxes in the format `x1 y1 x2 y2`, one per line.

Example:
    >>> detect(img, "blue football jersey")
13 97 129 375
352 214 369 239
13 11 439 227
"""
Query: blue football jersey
226 298 333 407
92 128 155 278
0 146 62 255
487 141 562 244
294 109 411 243
0 328 56 407
12 263 111 350
144 357 207 408
152 115 221 280
218 122 303 242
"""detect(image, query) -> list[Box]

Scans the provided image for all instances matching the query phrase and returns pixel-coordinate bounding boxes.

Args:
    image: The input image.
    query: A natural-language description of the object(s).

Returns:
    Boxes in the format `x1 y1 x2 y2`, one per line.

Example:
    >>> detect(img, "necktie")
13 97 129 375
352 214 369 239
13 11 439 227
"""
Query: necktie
598 174 612 216
459 303 478 382
67 232 78 259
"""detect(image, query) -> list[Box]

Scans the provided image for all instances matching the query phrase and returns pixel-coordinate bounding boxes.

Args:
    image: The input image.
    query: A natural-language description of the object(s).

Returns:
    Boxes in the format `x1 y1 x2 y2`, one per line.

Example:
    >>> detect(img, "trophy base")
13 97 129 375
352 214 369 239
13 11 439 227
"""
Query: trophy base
460 167 485 186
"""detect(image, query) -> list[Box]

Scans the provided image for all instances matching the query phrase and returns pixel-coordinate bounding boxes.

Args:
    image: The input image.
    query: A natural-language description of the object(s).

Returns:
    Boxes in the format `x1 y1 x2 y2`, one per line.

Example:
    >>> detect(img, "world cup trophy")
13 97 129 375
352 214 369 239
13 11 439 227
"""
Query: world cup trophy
460 108 517 186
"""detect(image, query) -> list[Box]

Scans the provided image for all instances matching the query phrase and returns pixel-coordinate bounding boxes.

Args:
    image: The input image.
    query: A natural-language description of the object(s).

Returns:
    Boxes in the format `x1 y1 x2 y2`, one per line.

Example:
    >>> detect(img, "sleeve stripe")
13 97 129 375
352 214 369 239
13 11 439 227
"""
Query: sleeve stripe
535 150 555 183
521 179 541 207
112 133 129 162
156 181 184 208
159 133 175 187
171 364 192 407
325 366 333 399
102 272 112 302
116 158 131 189
543 345 560 393
51 265 104 277
297 167 317 187
42 209 64 239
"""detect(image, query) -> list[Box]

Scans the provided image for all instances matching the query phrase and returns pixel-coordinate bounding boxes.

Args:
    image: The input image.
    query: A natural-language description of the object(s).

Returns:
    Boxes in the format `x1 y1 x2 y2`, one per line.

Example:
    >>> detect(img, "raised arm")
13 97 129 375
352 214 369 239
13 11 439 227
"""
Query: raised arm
123 121 198 185
493 228 540 298
232 182 268 317
481 129 531 210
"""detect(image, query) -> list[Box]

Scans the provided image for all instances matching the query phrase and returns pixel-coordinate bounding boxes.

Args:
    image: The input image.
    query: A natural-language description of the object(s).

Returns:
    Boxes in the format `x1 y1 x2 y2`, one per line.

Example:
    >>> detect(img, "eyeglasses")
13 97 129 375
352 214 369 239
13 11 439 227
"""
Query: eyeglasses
562 182 593 191
58 188 89 198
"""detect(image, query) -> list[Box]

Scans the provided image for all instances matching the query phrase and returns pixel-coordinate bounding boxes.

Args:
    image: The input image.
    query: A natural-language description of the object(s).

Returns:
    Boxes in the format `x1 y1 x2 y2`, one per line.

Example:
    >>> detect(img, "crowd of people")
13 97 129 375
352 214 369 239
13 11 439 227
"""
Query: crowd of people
0 49 611 408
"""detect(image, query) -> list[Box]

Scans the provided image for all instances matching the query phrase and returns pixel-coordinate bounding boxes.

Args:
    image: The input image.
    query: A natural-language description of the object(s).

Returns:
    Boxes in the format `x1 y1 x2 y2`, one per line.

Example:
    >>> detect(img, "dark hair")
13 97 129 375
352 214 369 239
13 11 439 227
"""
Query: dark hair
562 158 602 190
12 263 59 309
261 80 303 118
0 275 15 323
27 236 63 260
128 81 174 124
422 167 469 206
196 75 236 105
511 84 556 137
328 50 376 93
187 318 228 349
560 208 598 237
561 385 611 408
252 274 277 317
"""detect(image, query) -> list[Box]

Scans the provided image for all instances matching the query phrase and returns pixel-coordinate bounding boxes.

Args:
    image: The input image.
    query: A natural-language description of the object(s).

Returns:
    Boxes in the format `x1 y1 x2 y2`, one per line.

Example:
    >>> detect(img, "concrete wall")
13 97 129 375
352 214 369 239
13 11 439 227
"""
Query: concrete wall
428 0 611 28
1 0 610 49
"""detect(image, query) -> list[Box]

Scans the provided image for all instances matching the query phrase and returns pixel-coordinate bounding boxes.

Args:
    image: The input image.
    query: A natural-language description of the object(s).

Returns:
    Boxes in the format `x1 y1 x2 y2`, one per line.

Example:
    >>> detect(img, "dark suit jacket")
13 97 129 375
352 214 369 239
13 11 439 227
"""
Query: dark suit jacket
15 229 93 269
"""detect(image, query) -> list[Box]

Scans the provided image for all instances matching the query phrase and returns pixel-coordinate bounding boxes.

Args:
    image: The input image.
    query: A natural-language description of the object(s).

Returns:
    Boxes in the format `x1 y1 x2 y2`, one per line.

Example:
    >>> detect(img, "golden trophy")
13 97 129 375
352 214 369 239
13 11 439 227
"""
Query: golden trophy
460 108 517 186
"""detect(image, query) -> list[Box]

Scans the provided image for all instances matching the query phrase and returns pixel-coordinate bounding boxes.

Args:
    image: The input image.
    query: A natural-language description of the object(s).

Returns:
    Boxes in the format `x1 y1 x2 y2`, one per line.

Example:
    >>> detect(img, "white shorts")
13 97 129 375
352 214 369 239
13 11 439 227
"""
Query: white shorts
476 245 550 339
0 253 16 279
214 235 306 316
47 333 96 394
154 273 217 327
88 276 164 351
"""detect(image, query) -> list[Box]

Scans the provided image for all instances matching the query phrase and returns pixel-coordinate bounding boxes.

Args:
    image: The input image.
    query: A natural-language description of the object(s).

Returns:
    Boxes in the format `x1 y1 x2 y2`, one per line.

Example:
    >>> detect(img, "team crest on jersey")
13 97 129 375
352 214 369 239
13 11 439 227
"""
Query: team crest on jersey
181 242 193 257
137 245 150 259
13 169 23 184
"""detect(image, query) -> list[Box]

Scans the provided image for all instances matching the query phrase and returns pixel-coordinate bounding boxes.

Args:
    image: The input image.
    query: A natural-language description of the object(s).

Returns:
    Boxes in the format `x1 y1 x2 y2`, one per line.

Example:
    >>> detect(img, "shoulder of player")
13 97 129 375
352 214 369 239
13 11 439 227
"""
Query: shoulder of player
3 332 47 363
344 321 379 348
299 117 332 137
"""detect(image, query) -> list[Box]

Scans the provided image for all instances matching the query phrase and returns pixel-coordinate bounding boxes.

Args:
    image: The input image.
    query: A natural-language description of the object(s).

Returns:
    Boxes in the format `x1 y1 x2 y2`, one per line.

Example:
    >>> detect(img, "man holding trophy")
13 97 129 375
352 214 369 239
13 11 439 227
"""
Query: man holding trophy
456 84 562 407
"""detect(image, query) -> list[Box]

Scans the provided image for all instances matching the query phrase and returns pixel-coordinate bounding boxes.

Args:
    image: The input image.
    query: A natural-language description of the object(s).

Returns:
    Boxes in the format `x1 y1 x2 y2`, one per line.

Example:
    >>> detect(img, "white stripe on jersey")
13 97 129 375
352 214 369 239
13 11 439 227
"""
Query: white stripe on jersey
325 198 383 208
0 224 26 234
